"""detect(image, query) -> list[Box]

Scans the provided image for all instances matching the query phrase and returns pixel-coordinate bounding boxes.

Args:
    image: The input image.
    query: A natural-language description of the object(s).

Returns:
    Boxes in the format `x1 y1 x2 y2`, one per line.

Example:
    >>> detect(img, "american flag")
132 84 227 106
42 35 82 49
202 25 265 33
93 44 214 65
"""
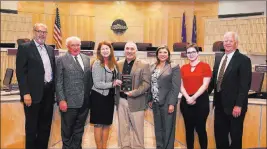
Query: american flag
53 7 62 49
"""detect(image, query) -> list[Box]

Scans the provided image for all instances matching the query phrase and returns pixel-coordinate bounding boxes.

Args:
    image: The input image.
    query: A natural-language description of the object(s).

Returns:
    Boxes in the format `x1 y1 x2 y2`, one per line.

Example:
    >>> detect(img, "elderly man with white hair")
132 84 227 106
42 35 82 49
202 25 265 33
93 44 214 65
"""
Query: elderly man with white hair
115 41 151 149
208 31 252 149
56 36 92 149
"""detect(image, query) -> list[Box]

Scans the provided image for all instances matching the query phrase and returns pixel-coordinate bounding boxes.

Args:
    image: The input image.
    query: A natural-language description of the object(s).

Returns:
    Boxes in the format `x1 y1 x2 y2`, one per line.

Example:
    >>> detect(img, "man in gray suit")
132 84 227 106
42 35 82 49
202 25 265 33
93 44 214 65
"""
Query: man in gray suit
56 36 92 149
116 41 151 149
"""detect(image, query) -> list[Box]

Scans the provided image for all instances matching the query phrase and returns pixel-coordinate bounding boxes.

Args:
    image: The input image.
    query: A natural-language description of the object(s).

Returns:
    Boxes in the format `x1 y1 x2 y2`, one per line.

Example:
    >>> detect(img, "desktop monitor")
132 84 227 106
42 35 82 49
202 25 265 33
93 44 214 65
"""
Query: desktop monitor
250 72 264 93
3 68 14 88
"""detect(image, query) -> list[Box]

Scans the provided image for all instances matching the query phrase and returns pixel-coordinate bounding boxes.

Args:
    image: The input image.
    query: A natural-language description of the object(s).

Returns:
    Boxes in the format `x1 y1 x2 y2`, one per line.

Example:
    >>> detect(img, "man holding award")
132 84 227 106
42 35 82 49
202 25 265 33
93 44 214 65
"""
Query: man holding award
116 41 151 149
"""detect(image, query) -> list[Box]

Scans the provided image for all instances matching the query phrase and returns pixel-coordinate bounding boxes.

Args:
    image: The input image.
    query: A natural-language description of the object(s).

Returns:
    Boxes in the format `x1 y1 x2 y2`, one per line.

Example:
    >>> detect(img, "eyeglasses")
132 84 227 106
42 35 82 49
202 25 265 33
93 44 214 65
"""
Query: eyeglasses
35 30 48 34
69 44 81 48
186 51 197 55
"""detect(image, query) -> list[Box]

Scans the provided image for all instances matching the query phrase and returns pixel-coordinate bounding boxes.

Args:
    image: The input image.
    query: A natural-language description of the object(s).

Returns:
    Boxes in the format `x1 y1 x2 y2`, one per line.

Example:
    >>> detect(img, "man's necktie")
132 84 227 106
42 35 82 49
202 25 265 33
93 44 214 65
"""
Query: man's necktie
217 55 228 92
74 56 83 71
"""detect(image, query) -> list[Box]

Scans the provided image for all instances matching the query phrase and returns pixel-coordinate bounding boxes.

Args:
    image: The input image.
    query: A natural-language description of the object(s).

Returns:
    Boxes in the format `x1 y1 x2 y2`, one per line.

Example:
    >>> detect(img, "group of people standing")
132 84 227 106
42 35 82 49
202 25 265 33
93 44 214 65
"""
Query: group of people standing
16 23 252 149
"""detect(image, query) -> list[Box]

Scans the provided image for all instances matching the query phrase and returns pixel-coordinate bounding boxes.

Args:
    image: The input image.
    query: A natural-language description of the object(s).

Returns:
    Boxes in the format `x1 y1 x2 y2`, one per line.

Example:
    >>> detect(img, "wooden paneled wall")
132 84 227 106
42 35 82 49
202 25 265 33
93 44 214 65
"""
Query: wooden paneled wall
17 1 218 50
1 13 32 44
204 16 266 54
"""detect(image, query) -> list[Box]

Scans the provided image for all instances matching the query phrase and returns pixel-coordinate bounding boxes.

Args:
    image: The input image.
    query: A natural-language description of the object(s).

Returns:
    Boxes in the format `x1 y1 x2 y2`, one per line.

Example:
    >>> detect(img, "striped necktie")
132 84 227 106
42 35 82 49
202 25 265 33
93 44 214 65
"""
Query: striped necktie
217 55 228 92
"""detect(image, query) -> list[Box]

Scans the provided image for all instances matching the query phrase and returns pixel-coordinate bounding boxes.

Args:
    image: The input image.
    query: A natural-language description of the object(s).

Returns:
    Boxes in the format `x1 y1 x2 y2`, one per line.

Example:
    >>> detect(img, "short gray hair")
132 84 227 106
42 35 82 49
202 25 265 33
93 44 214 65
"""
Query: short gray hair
65 36 81 46
33 23 47 31
224 31 238 42
124 41 138 51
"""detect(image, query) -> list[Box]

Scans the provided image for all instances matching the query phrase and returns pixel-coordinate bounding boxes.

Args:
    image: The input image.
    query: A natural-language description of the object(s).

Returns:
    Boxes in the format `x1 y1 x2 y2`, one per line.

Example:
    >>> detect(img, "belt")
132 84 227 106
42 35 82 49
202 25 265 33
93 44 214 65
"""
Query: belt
44 81 52 85
120 92 127 99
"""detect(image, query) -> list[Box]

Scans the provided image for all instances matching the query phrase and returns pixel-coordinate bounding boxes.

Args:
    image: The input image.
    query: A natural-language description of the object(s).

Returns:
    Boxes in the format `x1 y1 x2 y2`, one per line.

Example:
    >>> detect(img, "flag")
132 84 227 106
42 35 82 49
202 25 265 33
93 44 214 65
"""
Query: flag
53 7 62 49
192 15 197 44
181 12 187 43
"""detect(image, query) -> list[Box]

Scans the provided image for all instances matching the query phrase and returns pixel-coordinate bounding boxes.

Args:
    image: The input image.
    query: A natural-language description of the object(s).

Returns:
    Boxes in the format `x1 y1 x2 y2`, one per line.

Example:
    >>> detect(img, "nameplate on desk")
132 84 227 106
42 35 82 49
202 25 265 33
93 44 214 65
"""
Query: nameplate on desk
147 51 156 57
80 50 93 56
7 49 17 55
255 65 267 73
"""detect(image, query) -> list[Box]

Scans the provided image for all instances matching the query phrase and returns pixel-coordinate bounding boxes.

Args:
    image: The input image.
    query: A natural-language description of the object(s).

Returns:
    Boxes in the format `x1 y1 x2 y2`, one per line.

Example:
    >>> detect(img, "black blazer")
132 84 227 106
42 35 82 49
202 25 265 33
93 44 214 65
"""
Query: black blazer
208 50 252 114
16 40 56 103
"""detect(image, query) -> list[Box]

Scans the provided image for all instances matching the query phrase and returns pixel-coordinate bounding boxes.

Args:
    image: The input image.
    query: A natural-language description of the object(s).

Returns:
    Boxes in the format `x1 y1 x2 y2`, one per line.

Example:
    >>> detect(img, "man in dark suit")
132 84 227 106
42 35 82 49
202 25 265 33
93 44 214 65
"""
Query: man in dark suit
56 36 92 149
16 23 55 149
208 31 252 149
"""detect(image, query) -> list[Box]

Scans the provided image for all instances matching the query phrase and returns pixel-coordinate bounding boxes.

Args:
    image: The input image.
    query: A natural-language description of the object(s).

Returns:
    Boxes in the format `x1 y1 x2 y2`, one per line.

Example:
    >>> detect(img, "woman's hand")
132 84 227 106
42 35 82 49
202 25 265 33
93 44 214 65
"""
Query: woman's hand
186 97 196 105
113 79 122 87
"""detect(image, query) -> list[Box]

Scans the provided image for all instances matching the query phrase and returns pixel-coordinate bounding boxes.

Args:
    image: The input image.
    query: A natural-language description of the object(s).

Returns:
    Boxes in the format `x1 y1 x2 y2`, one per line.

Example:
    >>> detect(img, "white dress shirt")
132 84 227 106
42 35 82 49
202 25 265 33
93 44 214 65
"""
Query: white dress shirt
217 50 236 80
34 40 52 82
72 54 84 71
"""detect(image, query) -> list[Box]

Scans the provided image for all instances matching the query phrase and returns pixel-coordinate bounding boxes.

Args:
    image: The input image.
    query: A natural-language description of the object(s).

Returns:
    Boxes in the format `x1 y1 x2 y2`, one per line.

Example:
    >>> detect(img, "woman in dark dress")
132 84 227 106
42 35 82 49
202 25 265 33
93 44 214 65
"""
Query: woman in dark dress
90 41 122 149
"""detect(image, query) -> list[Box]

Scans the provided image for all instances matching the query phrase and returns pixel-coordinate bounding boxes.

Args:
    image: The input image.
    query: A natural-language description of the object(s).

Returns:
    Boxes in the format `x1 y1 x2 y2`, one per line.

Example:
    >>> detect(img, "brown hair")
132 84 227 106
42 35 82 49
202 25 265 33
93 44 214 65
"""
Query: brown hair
155 45 171 65
96 41 117 70
186 43 199 53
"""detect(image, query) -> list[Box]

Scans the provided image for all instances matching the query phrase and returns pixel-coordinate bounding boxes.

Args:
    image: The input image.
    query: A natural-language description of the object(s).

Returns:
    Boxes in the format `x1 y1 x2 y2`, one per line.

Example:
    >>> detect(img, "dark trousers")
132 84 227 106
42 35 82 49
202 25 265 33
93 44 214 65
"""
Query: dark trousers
214 92 246 149
152 102 177 149
61 98 90 149
180 92 210 149
24 83 54 149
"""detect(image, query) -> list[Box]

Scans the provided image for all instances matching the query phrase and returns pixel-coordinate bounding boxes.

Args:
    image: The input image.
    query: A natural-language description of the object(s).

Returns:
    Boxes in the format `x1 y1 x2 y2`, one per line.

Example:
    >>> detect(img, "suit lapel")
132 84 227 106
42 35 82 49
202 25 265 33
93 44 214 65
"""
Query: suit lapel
66 52 83 72
158 63 170 78
81 54 89 72
223 50 239 81
130 59 138 75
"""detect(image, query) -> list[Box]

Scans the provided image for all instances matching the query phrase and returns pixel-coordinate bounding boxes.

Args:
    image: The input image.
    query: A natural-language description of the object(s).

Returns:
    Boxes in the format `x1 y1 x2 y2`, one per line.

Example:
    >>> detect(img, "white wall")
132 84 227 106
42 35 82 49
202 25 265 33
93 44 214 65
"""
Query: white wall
0 1 18 10
219 1 266 16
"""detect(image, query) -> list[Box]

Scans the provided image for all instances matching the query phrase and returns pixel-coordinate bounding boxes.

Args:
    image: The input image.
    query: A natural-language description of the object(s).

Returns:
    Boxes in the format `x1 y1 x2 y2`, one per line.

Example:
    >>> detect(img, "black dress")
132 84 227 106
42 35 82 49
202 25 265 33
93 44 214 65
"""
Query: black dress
90 70 116 125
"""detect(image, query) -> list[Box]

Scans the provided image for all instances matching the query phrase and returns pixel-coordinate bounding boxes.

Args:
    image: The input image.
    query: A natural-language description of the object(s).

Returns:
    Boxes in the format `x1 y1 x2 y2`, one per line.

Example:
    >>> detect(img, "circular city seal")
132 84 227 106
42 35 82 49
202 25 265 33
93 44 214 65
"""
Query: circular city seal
111 19 128 35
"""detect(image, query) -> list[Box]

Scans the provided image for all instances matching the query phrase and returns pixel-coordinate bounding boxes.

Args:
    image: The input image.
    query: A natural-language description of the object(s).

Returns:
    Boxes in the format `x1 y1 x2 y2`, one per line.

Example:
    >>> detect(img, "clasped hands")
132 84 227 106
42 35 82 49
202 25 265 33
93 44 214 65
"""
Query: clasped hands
186 96 196 105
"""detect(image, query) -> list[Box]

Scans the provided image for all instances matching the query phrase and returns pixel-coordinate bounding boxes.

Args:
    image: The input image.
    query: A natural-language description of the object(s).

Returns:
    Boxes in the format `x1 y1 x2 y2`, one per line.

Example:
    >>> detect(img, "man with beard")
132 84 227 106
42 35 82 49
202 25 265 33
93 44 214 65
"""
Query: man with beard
116 41 150 149
16 23 56 149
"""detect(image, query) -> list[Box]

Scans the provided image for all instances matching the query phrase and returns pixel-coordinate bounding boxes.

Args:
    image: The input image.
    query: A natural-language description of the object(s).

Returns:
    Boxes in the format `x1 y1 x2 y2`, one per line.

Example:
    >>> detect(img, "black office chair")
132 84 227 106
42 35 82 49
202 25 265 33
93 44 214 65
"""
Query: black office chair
112 42 127 51
81 41 95 50
173 42 189 52
136 43 152 51
213 41 224 52
17 38 30 46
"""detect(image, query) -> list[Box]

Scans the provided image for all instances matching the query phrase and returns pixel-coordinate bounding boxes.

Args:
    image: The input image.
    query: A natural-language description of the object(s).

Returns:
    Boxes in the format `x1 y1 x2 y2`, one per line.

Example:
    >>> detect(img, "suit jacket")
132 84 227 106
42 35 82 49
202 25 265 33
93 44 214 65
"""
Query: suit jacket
149 62 181 106
91 59 118 96
16 40 55 103
115 58 151 112
56 52 92 108
208 49 252 114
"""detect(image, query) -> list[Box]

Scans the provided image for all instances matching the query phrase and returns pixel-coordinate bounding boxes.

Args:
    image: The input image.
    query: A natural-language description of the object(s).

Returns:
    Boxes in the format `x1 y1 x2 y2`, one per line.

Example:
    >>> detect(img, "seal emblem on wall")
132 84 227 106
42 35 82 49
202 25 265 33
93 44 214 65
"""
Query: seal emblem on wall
111 19 128 35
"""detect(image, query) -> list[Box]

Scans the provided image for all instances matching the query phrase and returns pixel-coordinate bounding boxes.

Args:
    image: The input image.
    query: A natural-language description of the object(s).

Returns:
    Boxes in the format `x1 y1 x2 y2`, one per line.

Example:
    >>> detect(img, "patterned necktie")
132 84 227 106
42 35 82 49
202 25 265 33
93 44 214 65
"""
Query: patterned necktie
217 55 228 92
74 56 83 71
